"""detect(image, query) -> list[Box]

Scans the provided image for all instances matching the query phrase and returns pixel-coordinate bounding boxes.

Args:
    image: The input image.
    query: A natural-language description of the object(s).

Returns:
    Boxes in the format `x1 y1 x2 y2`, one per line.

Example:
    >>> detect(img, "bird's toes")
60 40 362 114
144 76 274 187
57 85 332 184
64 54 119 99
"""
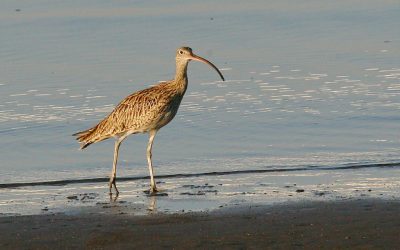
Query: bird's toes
144 188 158 195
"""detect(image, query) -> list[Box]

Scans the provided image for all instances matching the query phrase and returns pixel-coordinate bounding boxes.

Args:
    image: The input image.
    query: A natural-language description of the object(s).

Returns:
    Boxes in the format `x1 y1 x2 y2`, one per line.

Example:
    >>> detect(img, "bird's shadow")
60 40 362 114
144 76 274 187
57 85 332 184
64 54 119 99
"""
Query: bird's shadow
107 190 167 214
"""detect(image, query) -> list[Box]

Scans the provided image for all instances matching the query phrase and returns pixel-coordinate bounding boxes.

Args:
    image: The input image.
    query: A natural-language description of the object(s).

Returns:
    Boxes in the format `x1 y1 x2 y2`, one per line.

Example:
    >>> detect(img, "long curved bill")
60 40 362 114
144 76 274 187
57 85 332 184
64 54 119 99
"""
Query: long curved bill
189 54 225 81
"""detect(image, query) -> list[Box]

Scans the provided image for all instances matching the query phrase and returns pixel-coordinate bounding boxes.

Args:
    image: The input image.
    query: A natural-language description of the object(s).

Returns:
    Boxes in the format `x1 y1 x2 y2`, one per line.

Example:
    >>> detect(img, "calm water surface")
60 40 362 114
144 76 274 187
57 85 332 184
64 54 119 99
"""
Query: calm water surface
1 0 399 186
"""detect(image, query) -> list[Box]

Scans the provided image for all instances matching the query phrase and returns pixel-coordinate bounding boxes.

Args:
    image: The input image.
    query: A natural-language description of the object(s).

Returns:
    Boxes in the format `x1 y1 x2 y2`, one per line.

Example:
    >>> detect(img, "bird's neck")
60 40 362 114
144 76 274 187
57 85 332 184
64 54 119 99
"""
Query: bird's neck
173 60 189 93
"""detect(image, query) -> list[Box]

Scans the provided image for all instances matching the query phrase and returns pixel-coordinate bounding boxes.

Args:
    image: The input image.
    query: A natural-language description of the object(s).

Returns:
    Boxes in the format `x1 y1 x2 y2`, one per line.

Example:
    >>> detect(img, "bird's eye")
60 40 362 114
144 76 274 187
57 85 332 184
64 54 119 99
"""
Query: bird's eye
179 50 184 55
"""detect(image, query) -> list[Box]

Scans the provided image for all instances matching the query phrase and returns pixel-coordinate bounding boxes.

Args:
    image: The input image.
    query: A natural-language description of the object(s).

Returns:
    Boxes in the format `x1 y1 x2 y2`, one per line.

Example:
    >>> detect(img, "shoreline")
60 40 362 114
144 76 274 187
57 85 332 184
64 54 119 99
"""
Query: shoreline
2 161 399 188
2 166 400 216
1 198 400 249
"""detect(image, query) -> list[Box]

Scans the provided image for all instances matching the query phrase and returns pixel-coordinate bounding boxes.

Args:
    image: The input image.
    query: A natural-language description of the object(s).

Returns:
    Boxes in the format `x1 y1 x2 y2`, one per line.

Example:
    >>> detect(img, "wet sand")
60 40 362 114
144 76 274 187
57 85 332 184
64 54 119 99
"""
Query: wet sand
1 199 399 249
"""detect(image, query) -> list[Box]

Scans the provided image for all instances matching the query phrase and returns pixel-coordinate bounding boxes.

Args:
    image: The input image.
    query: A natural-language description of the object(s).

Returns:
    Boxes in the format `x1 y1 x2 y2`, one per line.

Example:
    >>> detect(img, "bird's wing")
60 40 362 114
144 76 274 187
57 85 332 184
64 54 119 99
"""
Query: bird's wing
93 83 173 137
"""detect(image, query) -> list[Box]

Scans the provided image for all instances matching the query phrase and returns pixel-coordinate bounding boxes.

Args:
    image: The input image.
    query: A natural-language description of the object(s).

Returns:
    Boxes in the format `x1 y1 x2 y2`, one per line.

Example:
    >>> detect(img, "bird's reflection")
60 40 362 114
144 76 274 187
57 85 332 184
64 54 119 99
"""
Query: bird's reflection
108 190 161 214
147 195 157 213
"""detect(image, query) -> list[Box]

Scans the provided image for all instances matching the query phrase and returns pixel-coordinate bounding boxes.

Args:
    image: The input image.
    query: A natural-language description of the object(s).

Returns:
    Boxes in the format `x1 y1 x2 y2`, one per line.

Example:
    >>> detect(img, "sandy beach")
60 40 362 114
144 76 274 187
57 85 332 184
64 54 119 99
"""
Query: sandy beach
1 198 399 249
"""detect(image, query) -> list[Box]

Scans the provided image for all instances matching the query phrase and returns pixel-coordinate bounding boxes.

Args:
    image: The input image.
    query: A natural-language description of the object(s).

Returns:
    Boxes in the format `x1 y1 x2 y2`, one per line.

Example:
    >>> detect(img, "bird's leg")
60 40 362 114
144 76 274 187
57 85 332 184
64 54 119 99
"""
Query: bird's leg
147 130 158 193
109 136 125 194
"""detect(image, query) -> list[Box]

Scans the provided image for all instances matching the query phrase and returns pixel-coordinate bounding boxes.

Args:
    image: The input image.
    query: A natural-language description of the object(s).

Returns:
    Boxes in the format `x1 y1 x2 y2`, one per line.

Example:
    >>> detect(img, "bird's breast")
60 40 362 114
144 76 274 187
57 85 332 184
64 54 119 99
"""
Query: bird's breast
150 93 183 129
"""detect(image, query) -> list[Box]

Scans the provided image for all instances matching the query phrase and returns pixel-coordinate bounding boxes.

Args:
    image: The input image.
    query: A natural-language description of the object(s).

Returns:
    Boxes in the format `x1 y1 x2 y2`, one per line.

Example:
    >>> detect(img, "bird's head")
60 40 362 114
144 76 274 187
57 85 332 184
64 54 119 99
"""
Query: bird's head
176 47 225 81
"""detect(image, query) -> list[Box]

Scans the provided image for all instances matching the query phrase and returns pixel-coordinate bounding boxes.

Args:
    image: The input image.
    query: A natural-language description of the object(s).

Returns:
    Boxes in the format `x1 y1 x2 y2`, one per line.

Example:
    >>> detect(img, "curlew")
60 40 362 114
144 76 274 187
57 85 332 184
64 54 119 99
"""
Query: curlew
73 47 225 194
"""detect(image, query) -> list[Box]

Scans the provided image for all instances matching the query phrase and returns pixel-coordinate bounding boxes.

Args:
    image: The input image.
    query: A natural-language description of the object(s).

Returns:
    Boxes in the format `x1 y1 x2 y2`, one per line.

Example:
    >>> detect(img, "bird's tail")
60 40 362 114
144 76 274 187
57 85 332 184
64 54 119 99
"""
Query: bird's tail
72 126 98 150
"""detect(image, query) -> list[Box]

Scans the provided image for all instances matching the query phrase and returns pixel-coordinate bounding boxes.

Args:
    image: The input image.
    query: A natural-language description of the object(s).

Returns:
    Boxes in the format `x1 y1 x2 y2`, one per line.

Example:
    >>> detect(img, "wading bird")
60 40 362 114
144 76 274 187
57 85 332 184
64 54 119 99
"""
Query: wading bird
74 47 225 194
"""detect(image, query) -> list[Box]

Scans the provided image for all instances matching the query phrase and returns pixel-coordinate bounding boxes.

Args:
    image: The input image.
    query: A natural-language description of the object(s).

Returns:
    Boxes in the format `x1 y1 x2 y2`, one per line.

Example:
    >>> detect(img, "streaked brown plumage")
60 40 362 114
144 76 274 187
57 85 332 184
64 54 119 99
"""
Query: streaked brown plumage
74 47 225 194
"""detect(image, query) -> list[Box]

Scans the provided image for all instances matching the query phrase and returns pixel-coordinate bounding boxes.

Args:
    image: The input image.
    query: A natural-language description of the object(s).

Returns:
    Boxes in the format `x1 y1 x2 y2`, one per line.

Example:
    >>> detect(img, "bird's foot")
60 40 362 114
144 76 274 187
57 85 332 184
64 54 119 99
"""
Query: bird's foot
143 187 168 197
143 188 157 195
151 186 158 193
109 192 119 202
109 178 119 195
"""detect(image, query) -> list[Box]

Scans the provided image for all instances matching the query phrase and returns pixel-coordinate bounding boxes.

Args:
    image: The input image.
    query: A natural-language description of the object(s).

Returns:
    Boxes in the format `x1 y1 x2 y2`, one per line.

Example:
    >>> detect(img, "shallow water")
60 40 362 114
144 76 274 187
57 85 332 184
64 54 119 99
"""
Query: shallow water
1 0 400 214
